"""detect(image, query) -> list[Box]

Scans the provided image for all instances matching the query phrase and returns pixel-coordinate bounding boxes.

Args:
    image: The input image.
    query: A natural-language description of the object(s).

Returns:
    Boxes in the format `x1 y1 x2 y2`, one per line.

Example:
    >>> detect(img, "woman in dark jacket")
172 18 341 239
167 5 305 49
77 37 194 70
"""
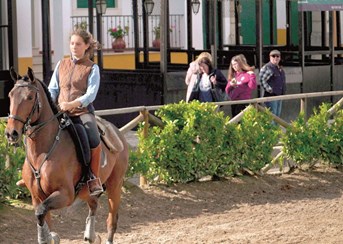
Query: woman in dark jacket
197 56 227 102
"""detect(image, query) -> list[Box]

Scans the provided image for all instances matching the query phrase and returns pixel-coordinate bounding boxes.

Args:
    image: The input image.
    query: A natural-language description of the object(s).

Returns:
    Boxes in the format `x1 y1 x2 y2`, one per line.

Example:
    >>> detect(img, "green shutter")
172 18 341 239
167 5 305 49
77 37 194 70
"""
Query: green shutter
77 0 115 9
240 0 277 45
107 0 115 8
77 0 89 8
240 0 256 45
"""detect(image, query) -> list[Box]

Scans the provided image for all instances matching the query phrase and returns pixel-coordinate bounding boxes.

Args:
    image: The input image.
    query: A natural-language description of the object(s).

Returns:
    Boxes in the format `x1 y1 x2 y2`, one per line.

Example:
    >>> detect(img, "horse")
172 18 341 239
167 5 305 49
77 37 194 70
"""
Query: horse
5 67 129 244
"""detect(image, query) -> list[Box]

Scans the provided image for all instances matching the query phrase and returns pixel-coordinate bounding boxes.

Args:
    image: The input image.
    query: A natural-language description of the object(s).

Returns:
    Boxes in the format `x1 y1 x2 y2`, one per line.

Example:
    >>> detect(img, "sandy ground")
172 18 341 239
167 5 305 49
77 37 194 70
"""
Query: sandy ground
1 132 343 243
1 165 343 244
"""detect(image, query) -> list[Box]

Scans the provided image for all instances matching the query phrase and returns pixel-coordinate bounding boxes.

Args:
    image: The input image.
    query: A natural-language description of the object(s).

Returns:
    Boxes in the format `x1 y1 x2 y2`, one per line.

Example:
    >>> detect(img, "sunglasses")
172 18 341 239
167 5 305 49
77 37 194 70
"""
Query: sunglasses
271 55 280 58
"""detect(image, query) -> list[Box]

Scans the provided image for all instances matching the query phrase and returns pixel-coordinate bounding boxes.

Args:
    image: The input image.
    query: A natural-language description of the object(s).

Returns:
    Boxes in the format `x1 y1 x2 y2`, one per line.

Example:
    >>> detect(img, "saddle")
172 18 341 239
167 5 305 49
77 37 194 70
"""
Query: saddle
63 114 124 168
61 114 124 194
95 115 124 153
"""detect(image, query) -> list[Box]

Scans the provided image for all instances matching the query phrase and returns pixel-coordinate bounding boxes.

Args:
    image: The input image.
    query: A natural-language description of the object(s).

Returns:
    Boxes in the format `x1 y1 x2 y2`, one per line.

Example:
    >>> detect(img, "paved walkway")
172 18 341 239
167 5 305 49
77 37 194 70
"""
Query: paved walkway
124 130 138 150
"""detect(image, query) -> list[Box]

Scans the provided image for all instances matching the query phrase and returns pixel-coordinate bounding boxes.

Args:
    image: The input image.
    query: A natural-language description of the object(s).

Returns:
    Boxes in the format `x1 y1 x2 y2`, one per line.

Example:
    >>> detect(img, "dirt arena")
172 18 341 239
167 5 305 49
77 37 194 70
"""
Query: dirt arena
1 165 343 244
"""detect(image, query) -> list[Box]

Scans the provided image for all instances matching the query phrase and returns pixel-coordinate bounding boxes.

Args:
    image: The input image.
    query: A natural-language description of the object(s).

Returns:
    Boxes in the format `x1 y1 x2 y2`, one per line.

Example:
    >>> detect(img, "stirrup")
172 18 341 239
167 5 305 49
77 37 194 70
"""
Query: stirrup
87 178 104 196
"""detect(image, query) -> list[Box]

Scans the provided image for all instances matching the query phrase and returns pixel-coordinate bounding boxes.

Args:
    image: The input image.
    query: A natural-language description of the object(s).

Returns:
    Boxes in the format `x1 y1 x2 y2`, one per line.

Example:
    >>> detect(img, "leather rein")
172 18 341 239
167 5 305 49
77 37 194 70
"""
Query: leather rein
8 82 64 197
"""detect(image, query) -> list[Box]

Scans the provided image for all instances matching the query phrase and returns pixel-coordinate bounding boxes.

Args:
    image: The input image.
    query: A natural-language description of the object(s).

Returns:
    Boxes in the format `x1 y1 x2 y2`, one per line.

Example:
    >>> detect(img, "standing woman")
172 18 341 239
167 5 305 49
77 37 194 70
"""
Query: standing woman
197 56 227 102
225 54 256 117
48 28 103 196
185 52 212 102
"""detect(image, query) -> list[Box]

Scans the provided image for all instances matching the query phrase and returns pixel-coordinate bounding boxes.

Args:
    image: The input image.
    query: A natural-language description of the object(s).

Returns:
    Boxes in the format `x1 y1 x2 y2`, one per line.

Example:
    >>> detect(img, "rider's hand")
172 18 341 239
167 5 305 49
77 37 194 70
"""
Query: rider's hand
59 100 82 112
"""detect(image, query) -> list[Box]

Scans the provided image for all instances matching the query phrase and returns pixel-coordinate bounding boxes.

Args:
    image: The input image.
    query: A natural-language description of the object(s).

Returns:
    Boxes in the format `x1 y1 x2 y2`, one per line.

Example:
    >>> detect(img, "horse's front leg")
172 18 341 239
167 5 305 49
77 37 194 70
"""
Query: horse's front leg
37 221 60 244
84 196 100 243
35 190 73 244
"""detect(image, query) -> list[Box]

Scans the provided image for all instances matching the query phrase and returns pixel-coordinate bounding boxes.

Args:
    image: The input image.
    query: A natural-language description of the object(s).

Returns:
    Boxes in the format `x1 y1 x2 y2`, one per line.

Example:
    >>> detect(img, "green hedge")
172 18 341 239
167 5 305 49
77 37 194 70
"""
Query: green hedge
0 120 28 200
282 104 343 165
130 101 343 184
129 101 281 184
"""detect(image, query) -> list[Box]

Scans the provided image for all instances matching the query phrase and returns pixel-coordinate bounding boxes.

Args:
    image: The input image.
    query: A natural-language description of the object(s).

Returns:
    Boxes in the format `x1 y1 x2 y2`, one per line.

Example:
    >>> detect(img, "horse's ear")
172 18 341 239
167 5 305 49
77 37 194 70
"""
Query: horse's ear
27 67 36 83
10 67 20 82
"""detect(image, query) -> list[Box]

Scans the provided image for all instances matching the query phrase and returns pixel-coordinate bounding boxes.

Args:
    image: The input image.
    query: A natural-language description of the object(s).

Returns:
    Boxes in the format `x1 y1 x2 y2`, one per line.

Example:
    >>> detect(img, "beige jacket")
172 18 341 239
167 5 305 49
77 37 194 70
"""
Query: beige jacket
185 61 199 102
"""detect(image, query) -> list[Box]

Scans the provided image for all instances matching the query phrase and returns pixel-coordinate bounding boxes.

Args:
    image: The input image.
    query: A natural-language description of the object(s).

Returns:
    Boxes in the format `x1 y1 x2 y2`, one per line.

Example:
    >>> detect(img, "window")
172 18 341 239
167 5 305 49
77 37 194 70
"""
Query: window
77 0 115 8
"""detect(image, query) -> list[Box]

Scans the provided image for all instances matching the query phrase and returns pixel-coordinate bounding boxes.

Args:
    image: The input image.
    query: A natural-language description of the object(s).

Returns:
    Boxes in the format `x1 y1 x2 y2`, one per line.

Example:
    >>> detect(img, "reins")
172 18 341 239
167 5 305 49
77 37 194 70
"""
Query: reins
26 111 63 138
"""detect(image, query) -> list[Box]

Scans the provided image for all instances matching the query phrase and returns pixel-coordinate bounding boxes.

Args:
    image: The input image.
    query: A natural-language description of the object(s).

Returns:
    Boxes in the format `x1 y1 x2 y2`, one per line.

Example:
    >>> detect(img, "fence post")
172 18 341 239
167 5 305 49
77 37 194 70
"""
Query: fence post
139 109 149 187
300 98 307 121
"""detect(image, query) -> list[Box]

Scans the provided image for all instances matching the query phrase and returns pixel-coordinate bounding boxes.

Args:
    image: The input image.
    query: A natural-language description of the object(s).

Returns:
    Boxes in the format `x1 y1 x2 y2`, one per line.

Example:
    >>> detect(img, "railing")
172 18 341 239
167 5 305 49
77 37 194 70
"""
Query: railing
94 91 343 133
71 14 184 50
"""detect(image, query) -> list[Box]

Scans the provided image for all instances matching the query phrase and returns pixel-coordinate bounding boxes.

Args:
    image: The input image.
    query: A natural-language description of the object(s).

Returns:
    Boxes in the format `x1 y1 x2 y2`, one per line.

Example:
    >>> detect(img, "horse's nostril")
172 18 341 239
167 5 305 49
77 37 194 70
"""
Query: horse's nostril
5 129 19 142
12 130 19 140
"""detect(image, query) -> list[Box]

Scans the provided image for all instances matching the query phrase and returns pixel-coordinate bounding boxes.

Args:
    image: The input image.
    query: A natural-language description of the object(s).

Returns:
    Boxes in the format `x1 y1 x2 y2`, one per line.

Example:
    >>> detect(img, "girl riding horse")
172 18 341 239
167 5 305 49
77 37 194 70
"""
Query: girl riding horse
17 28 103 196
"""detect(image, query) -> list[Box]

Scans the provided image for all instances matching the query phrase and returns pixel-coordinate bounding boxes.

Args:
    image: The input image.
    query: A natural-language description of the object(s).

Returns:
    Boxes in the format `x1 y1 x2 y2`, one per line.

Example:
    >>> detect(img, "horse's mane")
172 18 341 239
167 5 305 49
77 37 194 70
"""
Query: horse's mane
22 75 59 115
39 79 59 115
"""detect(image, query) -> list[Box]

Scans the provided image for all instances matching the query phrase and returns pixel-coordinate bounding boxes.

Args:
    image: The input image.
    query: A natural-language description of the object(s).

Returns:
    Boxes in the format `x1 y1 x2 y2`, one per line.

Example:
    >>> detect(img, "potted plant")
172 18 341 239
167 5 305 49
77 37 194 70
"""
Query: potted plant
152 25 172 49
152 25 161 48
74 20 88 31
108 25 129 52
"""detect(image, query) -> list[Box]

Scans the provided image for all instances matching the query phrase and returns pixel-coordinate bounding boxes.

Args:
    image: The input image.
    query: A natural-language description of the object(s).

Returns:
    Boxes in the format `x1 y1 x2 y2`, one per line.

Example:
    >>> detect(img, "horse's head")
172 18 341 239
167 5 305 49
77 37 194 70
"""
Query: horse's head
5 67 41 144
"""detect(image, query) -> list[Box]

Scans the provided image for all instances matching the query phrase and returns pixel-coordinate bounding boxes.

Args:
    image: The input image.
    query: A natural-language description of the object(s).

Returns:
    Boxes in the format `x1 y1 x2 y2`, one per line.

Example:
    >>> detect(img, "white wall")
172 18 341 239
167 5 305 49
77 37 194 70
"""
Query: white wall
121 0 131 15
276 0 287 29
16 0 32 57
222 0 233 45
51 0 72 64
170 0 183 14
191 0 204 49
17 0 71 61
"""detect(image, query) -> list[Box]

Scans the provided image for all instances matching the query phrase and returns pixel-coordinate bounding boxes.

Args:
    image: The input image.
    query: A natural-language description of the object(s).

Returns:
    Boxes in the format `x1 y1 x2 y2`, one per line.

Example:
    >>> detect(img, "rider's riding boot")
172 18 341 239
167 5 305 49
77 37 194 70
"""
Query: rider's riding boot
87 144 104 196
16 179 26 187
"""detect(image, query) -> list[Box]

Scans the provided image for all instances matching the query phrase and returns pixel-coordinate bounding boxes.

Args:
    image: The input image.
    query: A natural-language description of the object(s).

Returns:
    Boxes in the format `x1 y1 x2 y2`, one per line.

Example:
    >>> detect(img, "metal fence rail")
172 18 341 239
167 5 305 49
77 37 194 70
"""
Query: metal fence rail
95 90 343 127
3 90 343 131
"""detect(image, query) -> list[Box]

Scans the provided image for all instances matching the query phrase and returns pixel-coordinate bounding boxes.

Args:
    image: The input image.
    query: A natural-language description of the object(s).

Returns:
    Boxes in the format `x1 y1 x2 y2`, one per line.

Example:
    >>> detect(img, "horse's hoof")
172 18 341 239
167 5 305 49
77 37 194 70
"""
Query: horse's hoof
50 232 60 244
86 234 101 244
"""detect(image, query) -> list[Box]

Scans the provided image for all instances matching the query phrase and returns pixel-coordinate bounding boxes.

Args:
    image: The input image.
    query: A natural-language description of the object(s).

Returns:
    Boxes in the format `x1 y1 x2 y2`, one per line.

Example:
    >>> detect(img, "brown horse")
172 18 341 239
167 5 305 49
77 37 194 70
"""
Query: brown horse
5 67 129 244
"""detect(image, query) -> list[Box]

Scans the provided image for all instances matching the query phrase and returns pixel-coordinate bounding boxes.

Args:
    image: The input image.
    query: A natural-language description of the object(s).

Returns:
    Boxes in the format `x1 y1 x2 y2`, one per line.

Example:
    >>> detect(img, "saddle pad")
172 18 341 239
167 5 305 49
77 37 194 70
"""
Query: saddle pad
95 115 124 153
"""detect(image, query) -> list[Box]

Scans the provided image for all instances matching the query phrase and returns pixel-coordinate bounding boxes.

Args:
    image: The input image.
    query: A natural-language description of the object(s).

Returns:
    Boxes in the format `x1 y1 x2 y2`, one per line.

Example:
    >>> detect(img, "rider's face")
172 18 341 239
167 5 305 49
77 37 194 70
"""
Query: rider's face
70 34 89 59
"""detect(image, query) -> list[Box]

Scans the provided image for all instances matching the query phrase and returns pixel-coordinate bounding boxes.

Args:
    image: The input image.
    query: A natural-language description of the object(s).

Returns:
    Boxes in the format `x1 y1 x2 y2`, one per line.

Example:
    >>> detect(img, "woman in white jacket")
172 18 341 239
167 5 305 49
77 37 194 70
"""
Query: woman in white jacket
185 52 212 102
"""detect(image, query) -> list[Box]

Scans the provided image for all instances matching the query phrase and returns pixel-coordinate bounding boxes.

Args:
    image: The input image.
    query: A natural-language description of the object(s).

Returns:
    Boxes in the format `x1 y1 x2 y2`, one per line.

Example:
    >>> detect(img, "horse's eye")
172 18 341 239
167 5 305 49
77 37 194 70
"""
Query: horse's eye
28 95 34 100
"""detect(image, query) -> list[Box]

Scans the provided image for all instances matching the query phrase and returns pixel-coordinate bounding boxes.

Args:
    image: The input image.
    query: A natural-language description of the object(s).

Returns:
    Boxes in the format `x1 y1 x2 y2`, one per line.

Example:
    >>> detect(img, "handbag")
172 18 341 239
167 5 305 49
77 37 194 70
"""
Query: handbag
188 74 200 102
209 71 227 102
210 83 226 102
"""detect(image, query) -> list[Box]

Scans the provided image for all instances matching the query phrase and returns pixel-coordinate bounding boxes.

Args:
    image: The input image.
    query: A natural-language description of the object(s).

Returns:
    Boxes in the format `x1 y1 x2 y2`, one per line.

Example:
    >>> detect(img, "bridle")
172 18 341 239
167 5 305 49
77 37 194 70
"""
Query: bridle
8 81 63 138
8 82 41 135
